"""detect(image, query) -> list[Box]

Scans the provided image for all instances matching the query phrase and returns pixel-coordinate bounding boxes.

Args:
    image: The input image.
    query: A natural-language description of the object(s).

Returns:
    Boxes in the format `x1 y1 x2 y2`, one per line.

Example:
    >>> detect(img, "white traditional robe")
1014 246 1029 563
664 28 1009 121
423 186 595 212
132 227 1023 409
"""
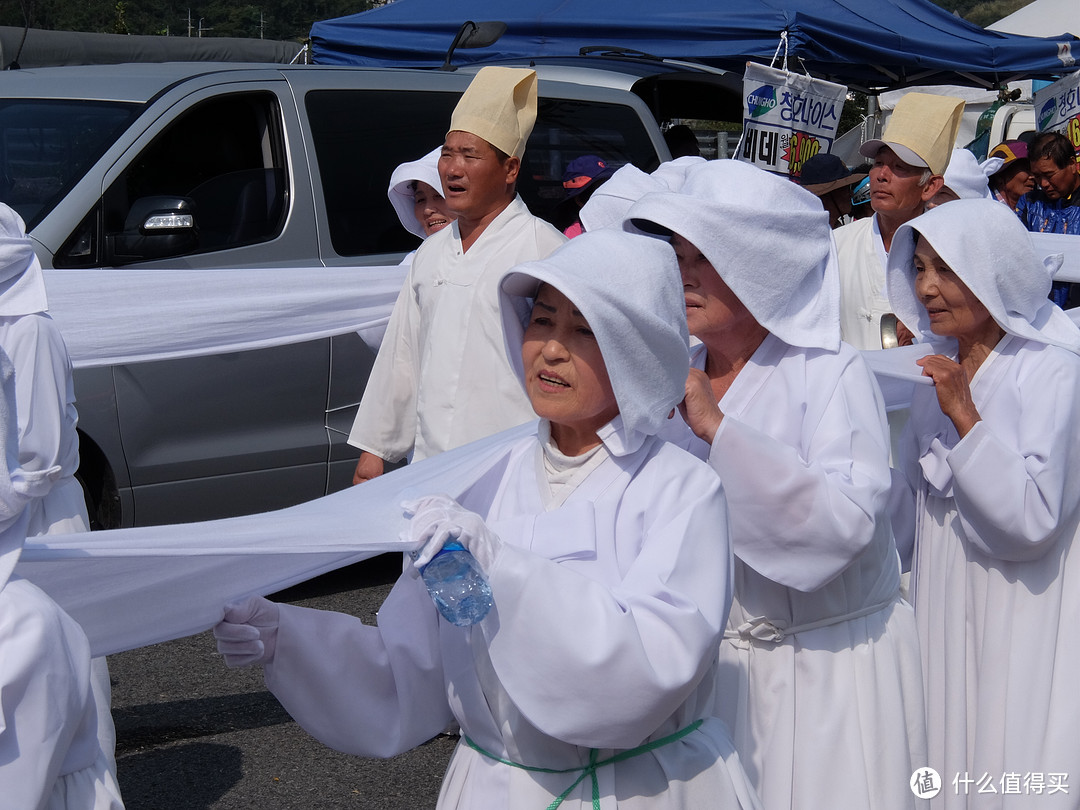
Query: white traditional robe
0 575 123 810
348 197 565 462
668 336 926 810
896 333 1080 808
835 215 892 351
0 314 87 536
264 427 762 810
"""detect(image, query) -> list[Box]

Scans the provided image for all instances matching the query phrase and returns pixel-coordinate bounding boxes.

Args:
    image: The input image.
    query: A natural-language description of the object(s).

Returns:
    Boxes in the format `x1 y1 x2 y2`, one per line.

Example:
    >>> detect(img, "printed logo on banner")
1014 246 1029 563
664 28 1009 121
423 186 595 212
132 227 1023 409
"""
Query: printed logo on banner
747 85 777 118
1040 98 1058 131
1058 42 1075 69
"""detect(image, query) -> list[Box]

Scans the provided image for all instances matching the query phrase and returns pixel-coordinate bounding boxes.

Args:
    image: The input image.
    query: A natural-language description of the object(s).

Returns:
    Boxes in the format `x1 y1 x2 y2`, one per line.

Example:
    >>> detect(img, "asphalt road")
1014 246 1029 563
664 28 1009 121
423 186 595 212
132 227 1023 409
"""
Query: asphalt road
108 553 457 809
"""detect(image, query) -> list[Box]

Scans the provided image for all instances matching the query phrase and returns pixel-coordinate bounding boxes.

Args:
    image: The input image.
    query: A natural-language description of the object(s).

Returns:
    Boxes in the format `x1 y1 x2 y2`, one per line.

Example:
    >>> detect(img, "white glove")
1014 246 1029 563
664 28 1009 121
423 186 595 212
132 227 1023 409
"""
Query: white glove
402 494 503 573
214 595 280 668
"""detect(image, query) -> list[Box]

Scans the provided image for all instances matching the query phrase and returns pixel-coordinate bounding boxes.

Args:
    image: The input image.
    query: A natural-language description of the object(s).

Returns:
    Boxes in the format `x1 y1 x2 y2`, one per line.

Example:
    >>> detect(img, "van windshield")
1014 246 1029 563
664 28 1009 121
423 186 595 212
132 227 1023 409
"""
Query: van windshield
0 99 140 228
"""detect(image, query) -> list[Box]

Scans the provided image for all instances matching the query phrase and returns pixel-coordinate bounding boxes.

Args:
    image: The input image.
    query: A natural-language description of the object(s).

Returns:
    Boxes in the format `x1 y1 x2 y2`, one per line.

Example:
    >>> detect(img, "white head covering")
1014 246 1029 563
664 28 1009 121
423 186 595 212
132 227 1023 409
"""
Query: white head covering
387 147 444 239
449 67 537 160
886 198 1080 354
941 148 1004 200
499 229 689 455
627 159 841 351
578 156 706 233
0 203 47 316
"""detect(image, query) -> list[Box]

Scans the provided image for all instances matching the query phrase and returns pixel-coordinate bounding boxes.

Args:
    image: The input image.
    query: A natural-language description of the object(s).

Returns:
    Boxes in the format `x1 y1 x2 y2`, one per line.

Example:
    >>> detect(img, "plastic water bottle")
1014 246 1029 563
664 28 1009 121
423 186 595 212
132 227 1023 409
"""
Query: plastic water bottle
420 541 493 626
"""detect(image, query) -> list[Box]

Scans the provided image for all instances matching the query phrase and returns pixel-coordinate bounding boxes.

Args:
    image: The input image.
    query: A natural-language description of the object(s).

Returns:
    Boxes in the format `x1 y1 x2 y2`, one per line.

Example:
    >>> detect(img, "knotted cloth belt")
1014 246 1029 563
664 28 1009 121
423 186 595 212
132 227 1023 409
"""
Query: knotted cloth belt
724 596 896 644
463 718 704 809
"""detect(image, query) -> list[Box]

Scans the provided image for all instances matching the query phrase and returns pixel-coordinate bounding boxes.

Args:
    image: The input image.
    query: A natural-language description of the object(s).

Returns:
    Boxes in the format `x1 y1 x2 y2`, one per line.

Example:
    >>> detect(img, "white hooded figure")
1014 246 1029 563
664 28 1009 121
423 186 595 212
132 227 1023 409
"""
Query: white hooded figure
886 198 1080 809
215 229 764 810
0 348 124 809
628 159 926 810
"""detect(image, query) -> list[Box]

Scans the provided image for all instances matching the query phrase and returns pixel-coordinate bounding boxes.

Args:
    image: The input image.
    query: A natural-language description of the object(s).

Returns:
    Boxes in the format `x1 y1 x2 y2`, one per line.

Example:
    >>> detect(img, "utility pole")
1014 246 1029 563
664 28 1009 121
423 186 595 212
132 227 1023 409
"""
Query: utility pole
198 18 212 37
187 9 192 37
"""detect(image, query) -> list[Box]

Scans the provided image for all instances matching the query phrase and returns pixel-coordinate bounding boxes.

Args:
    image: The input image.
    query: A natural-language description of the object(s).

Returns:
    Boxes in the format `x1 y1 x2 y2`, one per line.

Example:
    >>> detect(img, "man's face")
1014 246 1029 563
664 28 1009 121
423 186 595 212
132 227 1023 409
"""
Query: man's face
869 147 937 217
439 131 520 223
1030 155 1080 201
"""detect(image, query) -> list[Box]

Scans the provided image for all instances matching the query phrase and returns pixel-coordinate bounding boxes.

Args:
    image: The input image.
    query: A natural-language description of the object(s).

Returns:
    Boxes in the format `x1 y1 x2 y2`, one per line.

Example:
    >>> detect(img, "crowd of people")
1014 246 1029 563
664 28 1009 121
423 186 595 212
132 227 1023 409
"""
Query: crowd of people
2 64 1079 810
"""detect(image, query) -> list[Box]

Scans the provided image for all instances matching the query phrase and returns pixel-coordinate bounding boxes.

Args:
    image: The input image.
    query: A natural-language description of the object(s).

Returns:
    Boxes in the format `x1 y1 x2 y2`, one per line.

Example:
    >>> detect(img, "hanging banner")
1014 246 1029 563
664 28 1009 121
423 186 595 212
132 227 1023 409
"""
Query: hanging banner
1034 70 1080 159
739 62 848 179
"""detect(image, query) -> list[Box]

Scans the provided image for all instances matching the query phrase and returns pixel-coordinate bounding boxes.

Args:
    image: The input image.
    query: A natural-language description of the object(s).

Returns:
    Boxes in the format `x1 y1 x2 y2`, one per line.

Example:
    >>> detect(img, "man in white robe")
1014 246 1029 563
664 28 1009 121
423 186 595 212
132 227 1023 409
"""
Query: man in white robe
0 348 124 809
834 92 963 350
215 231 763 809
349 67 565 481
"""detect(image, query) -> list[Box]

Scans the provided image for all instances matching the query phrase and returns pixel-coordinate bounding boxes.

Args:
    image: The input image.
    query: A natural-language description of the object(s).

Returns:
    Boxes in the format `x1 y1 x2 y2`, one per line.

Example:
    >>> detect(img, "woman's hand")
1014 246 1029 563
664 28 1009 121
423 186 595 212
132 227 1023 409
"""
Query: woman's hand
917 354 981 438
402 494 503 573
678 368 724 445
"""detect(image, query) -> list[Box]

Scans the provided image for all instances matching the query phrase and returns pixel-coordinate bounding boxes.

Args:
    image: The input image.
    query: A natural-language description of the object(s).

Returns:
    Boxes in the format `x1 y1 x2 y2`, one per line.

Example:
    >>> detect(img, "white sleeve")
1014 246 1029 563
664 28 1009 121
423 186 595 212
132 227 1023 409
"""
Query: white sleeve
347 265 422 463
709 355 893 591
263 572 452 757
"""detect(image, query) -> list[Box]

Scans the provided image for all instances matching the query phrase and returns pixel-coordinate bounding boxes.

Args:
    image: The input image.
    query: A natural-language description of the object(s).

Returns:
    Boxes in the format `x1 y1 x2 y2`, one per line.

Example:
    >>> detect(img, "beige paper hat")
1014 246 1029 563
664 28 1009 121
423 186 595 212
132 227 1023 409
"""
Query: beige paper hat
859 92 965 176
448 66 537 159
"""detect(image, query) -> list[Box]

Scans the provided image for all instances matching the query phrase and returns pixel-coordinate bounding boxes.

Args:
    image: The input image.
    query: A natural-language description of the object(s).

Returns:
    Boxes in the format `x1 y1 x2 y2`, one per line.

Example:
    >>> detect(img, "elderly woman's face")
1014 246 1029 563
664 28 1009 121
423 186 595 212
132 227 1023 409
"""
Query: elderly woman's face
412 181 454 237
913 235 993 340
672 234 757 345
522 285 618 447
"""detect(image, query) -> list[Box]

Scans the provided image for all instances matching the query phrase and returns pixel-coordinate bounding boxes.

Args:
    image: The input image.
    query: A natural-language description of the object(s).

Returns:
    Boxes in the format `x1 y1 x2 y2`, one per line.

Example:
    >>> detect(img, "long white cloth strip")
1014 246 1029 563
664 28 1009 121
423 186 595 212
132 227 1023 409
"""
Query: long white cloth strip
42 264 409 368
1034 232 1080 283
16 422 532 656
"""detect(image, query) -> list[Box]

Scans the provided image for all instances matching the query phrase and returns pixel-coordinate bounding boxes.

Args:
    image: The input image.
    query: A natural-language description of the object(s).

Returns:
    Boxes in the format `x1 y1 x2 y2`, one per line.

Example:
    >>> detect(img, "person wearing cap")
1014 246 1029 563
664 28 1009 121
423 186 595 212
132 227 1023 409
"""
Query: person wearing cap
1015 131 1080 309
833 92 964 350
0 347 125 809
628 160 925 810
348 67 565 484
796 152 867 228
215 230 764 810
987 139 1034 210
553 155 615 238
886 198 1080 807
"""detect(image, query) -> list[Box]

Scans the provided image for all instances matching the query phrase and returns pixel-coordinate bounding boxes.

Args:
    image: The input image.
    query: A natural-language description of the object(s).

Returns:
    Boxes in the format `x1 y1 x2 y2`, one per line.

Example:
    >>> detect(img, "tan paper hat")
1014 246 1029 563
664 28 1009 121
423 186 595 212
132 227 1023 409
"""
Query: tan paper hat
449 66 537 159
859 92 965 176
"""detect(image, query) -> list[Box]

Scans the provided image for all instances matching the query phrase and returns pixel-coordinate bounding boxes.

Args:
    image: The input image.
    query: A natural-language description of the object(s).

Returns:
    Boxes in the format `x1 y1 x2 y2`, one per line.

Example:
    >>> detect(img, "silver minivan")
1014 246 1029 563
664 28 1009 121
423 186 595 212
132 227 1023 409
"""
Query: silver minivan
1 59 739 528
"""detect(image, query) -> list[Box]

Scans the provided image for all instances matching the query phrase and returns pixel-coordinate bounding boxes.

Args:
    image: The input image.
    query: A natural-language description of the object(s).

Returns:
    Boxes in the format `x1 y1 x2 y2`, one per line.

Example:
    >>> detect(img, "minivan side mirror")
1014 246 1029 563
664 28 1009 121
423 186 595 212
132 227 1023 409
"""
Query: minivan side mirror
439 21 507 71
106 196 199 264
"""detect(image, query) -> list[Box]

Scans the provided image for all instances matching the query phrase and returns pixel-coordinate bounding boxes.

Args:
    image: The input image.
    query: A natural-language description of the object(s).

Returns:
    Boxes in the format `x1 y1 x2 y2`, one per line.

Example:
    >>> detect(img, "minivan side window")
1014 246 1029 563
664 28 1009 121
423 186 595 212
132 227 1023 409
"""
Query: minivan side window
306 90 660 258
56 92 287 267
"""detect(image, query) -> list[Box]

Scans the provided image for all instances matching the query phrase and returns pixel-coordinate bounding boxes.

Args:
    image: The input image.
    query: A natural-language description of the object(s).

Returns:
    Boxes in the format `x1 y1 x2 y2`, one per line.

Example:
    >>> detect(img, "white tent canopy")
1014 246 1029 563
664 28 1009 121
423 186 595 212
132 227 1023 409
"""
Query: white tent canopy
988 0 1080 38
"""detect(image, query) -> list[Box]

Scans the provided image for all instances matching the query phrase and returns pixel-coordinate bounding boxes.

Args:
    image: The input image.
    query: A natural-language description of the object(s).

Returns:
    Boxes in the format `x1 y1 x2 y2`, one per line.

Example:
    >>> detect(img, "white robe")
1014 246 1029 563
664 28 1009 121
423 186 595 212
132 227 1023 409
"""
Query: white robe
897 333 1080 808
0 576 123 810
263 430 762 809
835 215 892 351
669 336 926 810
348 197 566 462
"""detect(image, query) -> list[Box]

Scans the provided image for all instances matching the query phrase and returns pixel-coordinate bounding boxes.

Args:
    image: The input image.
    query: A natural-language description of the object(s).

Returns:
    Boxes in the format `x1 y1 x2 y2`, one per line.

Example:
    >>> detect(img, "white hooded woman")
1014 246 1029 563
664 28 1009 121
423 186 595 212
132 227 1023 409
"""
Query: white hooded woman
0 348 124 809
886 198 1080 808
215 229 763 809
627 159 926 810
386 146 455 254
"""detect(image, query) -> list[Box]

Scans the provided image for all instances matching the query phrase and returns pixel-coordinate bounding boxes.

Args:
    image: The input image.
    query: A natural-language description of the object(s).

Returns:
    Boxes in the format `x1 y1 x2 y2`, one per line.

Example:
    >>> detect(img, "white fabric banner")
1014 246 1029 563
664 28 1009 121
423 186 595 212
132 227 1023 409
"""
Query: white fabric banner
43 263 409 368
739 62 848 179
16 422 532 657
1035 231 1080 282
1033 69 1080 139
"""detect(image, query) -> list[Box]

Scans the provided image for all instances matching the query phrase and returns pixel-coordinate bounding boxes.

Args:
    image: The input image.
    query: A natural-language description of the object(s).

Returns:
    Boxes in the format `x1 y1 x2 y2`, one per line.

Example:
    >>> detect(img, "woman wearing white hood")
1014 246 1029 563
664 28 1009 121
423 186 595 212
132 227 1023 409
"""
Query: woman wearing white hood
886 198 1080 808
628 160 925 810
0 349 124 809
386 146 456 257
215 229 763 809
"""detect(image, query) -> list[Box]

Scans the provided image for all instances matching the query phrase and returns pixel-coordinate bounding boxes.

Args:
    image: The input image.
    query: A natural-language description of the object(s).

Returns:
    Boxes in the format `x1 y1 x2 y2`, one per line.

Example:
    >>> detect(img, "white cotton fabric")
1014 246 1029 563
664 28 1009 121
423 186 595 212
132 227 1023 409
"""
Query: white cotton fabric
0 204 47 317
895 333 1080 808
834 215 892 350
627 159 841 351
940 148 1002 200
577 157 702 233
0 350 124 810
387 147 444 238
886 198 1080 354
348 196 565 462
42 263 409 368
499 229 689 452
265 428 762 810
664 338 926 810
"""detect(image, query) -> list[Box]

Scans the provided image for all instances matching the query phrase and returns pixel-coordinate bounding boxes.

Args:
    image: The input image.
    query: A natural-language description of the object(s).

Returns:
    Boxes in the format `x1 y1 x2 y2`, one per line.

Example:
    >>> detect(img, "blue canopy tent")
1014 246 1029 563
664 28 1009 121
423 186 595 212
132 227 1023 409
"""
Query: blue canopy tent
311 0 1078 90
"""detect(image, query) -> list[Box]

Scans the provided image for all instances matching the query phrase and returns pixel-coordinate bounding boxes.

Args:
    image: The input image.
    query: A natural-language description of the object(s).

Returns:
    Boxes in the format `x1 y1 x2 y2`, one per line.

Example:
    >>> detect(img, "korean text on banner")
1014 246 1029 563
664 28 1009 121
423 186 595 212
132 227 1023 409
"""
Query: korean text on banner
1034 70 1080 158
739 62 848 179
